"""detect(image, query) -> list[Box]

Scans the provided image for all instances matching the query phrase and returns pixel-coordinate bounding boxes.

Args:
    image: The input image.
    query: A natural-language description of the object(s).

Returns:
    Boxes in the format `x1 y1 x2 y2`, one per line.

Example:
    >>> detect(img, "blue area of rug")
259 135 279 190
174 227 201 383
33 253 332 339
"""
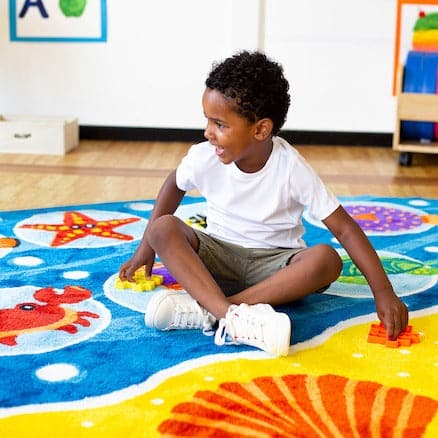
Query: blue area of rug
0 195 437 409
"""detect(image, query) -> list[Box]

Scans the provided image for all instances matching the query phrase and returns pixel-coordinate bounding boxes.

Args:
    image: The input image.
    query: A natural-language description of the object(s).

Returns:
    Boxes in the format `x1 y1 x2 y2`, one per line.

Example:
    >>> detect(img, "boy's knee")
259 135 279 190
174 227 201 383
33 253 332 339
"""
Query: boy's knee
321 244 343 279
147 214 179 248
310 244 342 281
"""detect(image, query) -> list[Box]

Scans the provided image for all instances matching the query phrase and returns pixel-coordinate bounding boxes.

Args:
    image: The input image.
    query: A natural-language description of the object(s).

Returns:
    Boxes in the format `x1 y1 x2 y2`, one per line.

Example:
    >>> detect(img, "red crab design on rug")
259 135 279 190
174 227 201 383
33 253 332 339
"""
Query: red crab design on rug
0 285 99 346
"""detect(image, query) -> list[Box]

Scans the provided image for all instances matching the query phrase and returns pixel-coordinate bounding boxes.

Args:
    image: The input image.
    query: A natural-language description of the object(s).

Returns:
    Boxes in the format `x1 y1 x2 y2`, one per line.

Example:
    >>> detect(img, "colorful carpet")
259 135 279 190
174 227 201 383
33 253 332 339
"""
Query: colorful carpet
0 196 437 437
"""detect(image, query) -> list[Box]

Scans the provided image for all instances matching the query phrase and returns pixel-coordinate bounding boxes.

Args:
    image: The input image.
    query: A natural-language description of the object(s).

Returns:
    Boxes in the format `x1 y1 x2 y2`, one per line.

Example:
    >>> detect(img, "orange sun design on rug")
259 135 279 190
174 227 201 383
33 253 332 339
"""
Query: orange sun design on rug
158 374 438 437
19 211 140 246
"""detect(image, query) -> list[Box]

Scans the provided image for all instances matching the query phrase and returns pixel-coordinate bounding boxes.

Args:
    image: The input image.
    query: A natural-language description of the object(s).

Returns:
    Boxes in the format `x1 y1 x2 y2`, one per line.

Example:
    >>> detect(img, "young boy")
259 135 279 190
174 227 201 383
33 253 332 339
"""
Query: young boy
119 51 408 357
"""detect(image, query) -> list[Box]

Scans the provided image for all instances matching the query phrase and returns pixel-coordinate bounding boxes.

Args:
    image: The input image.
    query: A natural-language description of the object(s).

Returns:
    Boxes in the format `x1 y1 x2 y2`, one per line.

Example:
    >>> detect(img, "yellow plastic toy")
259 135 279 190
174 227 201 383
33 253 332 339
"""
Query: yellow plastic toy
115 268 163 292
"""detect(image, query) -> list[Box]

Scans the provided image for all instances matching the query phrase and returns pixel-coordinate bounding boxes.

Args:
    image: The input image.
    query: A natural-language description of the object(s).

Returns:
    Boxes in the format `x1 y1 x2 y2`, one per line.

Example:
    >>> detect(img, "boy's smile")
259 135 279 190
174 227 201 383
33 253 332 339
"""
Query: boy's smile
202 88 273 173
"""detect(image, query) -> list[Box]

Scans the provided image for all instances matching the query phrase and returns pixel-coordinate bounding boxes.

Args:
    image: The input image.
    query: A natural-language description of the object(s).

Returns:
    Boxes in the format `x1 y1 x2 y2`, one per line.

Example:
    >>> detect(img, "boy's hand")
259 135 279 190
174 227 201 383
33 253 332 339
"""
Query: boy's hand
119 247 156 282
375 292 409 340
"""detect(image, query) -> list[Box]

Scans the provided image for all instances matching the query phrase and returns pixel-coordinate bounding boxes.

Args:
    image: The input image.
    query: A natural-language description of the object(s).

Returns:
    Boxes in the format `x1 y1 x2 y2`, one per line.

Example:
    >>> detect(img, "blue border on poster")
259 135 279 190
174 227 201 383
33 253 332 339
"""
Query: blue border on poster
9 0 107 42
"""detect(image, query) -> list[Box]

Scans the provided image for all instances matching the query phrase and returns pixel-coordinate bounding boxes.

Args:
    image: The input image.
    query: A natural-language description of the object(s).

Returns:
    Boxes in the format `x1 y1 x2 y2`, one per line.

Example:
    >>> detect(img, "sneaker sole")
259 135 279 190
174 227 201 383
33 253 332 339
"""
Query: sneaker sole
274 313 291 357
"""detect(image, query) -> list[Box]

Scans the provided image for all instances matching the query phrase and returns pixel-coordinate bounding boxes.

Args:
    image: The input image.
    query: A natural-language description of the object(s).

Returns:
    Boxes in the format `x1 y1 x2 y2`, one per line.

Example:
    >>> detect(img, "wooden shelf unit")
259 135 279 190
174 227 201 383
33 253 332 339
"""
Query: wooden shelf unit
393 64 438 164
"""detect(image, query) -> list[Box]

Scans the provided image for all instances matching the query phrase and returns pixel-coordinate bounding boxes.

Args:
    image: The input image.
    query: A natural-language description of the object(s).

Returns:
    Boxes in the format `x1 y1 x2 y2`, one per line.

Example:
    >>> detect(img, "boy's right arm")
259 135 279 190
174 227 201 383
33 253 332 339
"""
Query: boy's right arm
118 170 186 281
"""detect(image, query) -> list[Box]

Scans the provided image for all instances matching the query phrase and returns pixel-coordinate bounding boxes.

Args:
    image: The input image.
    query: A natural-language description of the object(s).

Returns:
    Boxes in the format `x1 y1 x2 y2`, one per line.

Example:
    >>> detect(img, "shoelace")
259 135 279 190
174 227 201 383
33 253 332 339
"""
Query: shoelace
173 301 215 335
214 305 266 346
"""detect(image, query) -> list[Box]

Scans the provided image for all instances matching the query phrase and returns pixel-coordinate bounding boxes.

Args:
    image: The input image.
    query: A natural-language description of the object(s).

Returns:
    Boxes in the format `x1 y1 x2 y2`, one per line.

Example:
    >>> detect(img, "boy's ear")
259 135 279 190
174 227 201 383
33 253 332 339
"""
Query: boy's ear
254 118 274 140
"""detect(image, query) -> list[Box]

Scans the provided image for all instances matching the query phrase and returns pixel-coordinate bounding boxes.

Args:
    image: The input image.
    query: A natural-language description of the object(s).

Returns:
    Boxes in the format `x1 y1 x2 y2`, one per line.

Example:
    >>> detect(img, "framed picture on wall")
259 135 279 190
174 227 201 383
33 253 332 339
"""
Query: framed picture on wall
9 0 107 42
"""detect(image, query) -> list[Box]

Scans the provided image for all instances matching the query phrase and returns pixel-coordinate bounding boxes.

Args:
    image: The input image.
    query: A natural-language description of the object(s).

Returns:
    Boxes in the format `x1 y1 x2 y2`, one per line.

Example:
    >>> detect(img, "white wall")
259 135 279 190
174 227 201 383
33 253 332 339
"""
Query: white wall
265 0 397 133
1 0 400 133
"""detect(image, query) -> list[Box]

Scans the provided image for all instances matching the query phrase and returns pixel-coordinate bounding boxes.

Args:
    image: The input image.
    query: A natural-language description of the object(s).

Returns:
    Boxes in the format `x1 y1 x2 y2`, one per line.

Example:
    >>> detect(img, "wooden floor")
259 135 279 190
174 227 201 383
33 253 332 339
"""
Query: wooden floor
0 140 437 211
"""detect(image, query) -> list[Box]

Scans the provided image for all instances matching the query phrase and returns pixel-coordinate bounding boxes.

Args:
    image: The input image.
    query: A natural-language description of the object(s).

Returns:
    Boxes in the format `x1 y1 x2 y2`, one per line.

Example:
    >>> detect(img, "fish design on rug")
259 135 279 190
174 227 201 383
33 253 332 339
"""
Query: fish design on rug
19 211 140 246
0 285 99 346
338 255 438 285
159 374 438 437
0 237 20 248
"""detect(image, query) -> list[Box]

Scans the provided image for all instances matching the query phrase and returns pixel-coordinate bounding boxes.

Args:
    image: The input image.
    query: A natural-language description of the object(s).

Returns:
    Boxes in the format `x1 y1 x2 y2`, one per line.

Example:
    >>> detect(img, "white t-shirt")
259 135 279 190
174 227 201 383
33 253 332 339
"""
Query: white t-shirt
176 136 340 249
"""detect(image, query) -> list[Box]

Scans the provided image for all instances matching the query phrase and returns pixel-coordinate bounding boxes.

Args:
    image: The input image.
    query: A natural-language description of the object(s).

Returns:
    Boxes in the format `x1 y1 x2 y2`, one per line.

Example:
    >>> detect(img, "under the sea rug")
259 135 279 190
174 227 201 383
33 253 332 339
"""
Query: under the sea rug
0 195 437 437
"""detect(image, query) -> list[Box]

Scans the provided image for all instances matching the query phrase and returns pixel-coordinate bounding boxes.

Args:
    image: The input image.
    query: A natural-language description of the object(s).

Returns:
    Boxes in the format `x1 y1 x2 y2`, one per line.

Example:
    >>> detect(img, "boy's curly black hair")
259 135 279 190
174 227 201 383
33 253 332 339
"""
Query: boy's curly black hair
205 51 290 135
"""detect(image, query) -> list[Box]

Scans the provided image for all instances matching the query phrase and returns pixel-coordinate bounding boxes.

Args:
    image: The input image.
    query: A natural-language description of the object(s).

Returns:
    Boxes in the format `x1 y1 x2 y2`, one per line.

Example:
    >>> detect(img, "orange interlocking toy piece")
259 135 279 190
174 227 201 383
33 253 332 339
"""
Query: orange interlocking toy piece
367 323 420 348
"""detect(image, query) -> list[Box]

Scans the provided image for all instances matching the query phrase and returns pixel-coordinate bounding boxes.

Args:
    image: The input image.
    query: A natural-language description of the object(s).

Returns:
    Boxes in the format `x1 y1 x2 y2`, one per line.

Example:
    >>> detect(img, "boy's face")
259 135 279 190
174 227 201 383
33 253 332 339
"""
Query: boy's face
202 88 268 171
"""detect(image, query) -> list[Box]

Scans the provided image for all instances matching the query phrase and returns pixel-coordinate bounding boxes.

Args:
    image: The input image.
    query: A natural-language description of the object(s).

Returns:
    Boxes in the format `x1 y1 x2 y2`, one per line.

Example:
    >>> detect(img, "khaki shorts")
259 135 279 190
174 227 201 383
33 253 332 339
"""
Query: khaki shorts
193 230 304 297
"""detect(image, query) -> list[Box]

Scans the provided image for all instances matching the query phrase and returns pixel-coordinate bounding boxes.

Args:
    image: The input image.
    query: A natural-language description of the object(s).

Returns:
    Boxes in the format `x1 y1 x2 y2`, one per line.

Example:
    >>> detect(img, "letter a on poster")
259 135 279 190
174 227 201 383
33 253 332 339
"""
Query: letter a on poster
9 0 107 42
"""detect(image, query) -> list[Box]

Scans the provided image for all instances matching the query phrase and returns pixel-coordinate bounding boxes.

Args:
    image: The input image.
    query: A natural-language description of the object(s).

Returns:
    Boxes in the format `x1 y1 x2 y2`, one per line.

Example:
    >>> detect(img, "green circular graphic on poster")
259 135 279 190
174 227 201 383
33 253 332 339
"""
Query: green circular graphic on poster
59 0 87 17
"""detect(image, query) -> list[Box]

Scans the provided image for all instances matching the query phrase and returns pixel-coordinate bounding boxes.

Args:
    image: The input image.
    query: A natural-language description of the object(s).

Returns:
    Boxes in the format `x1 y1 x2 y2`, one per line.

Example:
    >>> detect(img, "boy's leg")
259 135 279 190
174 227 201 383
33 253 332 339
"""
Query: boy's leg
228 244 342 307
147 214 231 319
147 215 293 356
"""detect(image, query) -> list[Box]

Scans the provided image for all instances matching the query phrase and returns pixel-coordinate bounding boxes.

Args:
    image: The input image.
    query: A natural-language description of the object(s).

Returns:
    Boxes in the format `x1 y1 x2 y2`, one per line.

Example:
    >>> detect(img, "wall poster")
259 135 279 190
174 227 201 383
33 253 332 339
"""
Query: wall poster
9 0 107 42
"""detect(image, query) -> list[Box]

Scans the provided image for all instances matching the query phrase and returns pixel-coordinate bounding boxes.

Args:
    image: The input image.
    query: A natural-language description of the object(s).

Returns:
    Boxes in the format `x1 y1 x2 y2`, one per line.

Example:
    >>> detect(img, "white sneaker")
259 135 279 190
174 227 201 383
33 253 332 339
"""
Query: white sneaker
214 303 291 357
145 290 216 332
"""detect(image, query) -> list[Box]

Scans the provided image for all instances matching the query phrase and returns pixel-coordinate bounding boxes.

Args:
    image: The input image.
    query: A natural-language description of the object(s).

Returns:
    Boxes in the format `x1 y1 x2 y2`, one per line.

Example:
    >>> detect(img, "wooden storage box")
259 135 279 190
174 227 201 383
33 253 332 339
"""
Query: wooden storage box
0 115 79 155
393 65 438 166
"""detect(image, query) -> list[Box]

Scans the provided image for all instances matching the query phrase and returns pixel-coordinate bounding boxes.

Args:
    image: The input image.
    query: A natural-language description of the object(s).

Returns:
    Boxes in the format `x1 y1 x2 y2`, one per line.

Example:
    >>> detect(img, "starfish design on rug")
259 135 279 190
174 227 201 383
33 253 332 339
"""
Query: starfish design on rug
19 211 140 247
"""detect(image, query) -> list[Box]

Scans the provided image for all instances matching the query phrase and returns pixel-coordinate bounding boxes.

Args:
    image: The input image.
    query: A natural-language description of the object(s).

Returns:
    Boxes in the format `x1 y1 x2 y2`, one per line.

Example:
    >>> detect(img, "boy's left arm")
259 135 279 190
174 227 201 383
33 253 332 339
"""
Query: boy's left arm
323 205 409 340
